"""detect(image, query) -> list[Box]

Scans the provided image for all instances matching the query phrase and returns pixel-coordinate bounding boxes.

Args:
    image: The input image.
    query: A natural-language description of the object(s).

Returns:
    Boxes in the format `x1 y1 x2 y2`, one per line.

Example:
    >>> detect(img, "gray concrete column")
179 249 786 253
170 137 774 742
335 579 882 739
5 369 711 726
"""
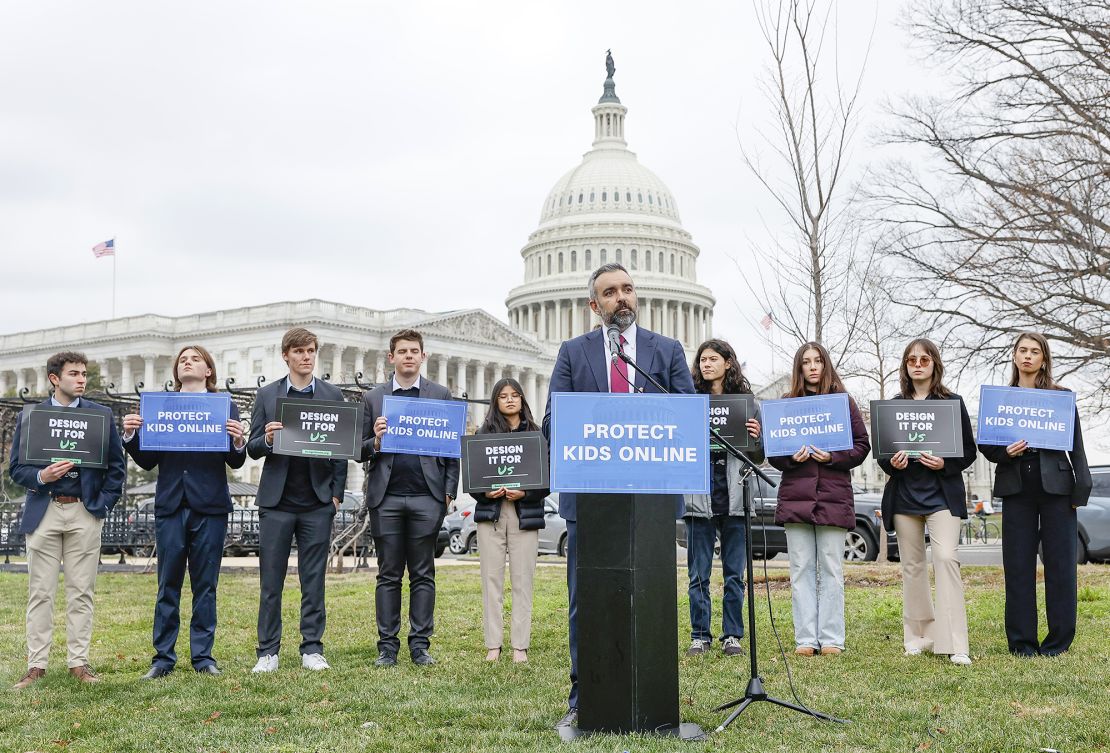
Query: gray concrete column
376 353 387 384
525 369 538 411
435 354 448 386
473 361 487 403
354 350 365 383
143 355 156 391
34 366 47 395
16 369 27 395
331 345 344 383
119 357 133 392
455 358 468 397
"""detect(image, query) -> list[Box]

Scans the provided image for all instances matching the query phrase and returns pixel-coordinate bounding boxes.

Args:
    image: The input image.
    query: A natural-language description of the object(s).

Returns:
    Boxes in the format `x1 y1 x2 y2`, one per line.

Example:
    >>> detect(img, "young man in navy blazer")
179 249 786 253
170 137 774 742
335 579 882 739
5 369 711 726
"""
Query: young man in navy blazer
9 351 125 690
360 329 459 667
541 263 695 727
121 345 247 680
247 327 347 673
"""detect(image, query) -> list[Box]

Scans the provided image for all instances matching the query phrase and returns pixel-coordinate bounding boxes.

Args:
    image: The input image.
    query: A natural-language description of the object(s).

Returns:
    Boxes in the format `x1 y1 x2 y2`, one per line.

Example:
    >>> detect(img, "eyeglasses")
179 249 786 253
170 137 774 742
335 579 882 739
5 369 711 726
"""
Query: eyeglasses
906 356 933 367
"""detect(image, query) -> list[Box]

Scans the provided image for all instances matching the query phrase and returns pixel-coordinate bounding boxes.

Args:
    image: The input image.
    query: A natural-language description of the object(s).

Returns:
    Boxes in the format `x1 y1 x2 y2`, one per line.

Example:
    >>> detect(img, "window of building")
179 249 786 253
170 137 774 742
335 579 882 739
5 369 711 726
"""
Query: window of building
670 254 675 274
637 192 643 203
626 191 632 202
589 191 595 202
602 191 607 202
252 359 263 374
646 251 652 271
227 362 237 377
616 248 622 264
630 249 638 269
547 254 552 275
578 193 584 204
571 249 577 270
558 252 564 272
585 249 592 267
601 249 608 264
658 251 664 270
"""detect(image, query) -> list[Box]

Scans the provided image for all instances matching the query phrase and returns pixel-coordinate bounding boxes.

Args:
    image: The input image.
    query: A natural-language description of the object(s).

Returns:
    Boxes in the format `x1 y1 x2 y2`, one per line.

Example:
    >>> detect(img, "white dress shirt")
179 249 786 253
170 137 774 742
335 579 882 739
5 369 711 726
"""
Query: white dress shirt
603 322 638 392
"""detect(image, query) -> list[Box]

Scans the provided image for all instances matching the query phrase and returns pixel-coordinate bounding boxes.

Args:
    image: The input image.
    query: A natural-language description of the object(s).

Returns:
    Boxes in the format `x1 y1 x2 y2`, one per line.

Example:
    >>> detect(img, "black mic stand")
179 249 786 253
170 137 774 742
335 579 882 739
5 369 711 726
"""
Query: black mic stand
614 346 848 731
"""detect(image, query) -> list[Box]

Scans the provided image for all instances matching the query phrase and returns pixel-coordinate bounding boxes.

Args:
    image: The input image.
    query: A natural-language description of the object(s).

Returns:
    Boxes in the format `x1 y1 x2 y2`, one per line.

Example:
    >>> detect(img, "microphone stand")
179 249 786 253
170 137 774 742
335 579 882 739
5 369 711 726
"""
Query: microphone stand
615 345 848 731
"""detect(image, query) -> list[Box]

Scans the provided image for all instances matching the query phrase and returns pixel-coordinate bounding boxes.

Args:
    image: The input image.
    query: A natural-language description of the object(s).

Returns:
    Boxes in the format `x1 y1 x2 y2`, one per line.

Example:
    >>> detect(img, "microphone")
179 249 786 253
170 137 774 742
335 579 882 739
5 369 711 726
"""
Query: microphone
606 324 623 364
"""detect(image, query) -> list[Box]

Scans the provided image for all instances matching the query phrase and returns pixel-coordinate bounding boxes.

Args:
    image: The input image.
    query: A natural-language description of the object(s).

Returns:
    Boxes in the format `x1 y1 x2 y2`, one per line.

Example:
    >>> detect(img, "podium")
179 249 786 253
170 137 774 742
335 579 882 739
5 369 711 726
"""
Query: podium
576 492 697 737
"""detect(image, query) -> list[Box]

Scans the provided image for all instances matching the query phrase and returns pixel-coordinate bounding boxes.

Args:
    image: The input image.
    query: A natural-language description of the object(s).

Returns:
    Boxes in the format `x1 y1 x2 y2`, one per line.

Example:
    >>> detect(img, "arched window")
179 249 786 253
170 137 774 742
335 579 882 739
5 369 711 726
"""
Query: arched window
626 191 632 202
648 194 653 205
646 250 652 271
602 191 607 202
616 249 622 264
589 191 595 203
637 192 643 203
631 249 638 269
658 251 664 271
558 252 564 273
670 253 675 274
571 249 577 271
601 249 608 264
578 193 584 204
585 249 592 268
547 254 552 275
679 256 684 276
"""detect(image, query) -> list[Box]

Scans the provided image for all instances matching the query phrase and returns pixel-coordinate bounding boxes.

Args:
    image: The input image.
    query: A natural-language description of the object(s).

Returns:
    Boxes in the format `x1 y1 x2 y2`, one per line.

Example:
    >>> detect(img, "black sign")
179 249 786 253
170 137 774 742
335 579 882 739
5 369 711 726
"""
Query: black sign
709 394 759 451
869 399 964 459
273 398 364 460
461 431 549 494
19 405 110 468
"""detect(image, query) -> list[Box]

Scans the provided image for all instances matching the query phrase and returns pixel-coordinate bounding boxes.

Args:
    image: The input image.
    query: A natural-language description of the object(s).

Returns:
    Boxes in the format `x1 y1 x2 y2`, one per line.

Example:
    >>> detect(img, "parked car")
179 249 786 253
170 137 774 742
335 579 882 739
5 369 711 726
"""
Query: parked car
459 494 568 557
1077 464 1110 564
444 498 477 554
674 469 901 562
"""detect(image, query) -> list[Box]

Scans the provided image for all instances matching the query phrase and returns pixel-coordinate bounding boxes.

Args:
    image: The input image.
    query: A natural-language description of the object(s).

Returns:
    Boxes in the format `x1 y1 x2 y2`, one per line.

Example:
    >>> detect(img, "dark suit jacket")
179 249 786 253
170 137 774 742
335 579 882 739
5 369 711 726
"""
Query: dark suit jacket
979 403 1092 507
247 377 348 508
124 401 246 517
540 326 696 521
9 397 126 534
359 377 460 508
876 393 978 532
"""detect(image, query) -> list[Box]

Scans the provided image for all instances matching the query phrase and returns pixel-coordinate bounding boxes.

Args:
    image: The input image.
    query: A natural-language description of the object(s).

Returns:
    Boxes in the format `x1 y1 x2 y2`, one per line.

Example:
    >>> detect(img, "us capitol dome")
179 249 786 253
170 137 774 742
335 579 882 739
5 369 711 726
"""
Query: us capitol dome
505 54 716 354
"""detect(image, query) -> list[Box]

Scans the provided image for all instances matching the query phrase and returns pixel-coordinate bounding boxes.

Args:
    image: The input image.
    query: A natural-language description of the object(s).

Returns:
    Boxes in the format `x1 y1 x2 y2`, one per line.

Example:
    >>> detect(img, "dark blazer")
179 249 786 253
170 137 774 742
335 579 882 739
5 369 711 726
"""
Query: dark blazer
247 376 348 508
359 377 460 507
978 400 1092 507
768 395 871 531
124 401 246 517
540 326 696 522
9 397 126 534
876 393 978 532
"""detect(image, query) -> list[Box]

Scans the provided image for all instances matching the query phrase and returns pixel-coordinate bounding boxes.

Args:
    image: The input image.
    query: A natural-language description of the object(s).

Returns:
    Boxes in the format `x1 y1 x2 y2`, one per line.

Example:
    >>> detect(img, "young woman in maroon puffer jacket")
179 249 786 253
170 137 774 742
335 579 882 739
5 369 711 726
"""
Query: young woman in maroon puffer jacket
768 342 870 656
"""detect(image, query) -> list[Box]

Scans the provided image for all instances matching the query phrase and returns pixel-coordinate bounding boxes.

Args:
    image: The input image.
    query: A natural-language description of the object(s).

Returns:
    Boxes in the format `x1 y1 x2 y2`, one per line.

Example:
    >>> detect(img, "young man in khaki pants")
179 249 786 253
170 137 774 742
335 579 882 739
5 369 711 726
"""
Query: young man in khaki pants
8 352 125 689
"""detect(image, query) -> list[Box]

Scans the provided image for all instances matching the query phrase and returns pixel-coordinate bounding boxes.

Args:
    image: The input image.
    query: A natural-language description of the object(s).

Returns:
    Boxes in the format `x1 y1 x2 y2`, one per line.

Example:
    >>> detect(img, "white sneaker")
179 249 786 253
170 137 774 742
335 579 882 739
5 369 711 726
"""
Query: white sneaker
302 653 330 671
950 653 972 666
904 648 923 656
251 654 279 673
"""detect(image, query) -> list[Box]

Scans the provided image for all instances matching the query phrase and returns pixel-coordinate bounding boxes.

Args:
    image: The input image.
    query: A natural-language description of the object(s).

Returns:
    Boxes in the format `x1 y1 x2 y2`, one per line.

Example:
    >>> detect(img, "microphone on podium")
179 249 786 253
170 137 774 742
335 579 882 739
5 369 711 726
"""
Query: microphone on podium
606 324 623 364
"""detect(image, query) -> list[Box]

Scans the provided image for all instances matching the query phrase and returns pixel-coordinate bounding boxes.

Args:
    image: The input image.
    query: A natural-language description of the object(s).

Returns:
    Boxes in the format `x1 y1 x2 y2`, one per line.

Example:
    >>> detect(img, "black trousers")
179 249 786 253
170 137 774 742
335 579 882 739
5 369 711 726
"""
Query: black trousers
1001 458 1078 656
256 504 335 657
370 494 444 655
152 507 227 670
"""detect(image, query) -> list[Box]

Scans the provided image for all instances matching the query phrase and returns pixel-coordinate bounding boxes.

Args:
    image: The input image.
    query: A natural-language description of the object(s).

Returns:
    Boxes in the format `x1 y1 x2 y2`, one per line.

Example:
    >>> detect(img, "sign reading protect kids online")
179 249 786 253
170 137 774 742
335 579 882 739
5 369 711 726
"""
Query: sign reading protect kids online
977 386 1075 451
760 393 853 457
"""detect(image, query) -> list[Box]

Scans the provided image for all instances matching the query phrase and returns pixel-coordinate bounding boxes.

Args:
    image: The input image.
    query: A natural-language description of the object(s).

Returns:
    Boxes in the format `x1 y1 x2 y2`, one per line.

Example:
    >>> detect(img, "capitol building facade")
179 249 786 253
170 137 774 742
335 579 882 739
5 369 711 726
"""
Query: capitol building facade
0 63 719 493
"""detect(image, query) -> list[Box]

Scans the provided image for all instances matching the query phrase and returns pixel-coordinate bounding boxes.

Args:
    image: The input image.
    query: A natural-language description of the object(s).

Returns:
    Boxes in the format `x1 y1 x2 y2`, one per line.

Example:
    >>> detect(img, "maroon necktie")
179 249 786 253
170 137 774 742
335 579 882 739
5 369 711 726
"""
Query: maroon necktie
609 334 629 393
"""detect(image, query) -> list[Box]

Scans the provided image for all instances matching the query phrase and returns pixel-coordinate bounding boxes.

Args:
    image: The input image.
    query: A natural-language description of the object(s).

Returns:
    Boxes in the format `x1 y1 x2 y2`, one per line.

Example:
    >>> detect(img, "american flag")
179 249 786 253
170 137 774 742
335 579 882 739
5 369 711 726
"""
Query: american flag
760 311 773 331
92 239 115 258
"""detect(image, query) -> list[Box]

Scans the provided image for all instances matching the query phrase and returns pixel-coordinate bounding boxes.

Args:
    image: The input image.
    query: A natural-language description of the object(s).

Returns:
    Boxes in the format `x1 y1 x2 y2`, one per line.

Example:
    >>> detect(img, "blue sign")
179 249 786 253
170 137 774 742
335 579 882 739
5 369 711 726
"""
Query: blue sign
761 393 854 457
380 396 468 458
977 385 1075 451
550 392 710 494
139 392 231 452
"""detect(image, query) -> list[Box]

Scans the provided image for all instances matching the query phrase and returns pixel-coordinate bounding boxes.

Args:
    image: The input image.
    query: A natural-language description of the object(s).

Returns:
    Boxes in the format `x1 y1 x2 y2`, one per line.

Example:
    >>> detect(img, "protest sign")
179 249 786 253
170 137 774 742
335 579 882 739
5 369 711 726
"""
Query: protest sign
273 398 364 459
139 392 231 452
461 431 548 493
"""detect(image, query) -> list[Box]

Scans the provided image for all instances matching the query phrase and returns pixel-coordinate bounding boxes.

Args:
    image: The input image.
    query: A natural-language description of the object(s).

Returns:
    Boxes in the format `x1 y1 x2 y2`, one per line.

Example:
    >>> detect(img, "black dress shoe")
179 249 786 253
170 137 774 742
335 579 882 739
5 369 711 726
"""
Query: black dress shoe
195 665 222 675
555 708 578 729
410 649 436 666
373 651 397 668
140 666 173 681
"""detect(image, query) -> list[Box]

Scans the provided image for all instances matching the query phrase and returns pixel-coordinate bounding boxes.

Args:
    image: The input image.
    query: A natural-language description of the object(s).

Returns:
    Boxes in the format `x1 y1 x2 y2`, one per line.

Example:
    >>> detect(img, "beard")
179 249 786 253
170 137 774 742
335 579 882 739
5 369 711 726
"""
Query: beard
604 305 637 330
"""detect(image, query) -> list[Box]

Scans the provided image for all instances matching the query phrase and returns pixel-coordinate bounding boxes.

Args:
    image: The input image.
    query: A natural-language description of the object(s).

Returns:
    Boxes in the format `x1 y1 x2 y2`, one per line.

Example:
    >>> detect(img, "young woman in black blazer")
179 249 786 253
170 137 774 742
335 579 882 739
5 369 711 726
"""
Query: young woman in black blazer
877 339 977 665
978 333 1092 656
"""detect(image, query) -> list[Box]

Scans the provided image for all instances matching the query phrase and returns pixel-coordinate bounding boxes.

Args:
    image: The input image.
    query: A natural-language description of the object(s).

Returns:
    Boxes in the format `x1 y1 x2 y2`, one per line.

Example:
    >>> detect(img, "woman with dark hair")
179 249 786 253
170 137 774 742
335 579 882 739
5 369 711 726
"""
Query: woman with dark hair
472 377 548 663
877 339 977 665
683 340 763 657
768 342 870 656
979 333 1091 656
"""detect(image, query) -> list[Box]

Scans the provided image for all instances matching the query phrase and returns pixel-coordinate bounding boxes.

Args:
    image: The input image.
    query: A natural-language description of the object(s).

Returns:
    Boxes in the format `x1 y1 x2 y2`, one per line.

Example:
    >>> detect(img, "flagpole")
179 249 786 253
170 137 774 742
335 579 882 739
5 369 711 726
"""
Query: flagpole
112 241 117 319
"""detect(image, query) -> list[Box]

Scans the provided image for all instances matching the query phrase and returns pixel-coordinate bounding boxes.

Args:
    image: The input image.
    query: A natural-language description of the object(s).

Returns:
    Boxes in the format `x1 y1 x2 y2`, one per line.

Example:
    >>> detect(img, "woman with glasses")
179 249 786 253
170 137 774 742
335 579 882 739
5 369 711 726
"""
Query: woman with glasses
877 339 978 666
979 333 1091 657
471 378 548 663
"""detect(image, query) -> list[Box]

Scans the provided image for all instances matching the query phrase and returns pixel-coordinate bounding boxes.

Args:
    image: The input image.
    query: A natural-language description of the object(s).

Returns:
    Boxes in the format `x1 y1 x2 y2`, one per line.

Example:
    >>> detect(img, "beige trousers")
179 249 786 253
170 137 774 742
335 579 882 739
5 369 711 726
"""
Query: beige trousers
25 500 104 669
894 509 969 656
476 501 539 650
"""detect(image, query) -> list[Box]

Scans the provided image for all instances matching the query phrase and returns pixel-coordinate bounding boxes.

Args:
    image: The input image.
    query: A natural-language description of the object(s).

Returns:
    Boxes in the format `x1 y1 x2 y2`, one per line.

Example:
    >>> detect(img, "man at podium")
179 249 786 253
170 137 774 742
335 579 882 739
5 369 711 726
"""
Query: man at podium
542 262 695 728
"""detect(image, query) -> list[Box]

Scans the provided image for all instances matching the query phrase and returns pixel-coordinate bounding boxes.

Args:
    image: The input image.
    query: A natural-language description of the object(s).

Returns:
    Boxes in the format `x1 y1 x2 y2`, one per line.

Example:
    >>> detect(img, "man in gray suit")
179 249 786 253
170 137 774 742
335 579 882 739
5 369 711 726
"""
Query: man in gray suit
361 329 459 667
247 327 347 673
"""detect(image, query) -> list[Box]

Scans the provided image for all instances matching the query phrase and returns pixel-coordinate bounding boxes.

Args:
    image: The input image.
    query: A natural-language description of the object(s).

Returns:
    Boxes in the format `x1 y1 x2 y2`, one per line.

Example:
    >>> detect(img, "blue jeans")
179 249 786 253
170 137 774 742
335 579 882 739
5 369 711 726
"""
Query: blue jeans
685 515 746 642
784 523 845 649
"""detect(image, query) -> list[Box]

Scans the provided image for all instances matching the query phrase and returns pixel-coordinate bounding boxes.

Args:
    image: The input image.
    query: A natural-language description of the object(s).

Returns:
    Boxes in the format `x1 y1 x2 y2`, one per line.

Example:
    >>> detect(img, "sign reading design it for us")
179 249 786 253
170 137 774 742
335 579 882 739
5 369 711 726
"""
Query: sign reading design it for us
461 431 548 494
19 405 110 468
139 392 231 452
380 396 468 459
274 398 364 460
977 385 1076 451
869 399 964 459
550 393 710 494
760 393 854 457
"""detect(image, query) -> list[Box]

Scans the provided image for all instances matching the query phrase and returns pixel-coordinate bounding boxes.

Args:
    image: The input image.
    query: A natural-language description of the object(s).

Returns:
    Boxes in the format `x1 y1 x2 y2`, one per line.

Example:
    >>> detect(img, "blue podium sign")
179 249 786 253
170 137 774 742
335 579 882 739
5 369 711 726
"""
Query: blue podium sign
977 385 1075 451
139 392 231 452
550 392 709 494
761 393 853 457
380 396 468 458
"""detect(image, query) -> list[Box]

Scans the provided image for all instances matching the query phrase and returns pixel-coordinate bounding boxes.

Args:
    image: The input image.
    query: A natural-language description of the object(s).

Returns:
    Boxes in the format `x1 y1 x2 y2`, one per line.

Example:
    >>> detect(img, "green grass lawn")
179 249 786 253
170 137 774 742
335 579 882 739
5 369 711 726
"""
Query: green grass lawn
1 563 1108 753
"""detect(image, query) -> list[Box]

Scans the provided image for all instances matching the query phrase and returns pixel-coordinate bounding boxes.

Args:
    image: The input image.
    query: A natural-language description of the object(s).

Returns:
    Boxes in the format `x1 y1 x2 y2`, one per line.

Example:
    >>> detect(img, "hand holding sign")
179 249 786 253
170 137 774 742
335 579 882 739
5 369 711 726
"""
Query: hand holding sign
123 414 142 434
1006 439 1028 457
227 419 247 449
39 460 75 483
810 447 832 463
918 452 945 470
265 421 283 446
